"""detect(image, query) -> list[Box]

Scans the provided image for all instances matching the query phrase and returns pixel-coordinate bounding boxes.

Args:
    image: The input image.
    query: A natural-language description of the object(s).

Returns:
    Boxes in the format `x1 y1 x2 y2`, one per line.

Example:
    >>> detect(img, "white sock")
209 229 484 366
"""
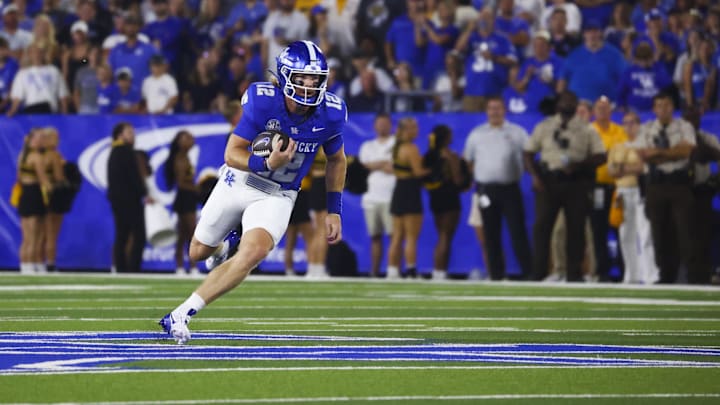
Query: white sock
387 266 399 278
433 269 445 280
34 263 47 273
19 262 32 274
173 292 206 318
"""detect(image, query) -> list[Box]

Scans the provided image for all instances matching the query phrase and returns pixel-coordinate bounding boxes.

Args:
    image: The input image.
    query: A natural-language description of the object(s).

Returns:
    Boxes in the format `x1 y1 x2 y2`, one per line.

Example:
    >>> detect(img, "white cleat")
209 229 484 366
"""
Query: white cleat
159 312 192 345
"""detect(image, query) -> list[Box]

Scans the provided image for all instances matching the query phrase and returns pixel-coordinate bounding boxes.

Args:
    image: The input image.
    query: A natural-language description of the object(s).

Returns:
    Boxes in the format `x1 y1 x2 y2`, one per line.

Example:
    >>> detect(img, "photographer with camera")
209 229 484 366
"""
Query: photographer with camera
523 90 606 282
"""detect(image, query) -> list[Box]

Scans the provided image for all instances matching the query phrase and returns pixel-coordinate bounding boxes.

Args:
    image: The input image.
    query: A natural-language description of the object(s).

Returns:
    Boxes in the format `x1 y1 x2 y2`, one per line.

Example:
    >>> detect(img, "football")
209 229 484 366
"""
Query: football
251 130 290 157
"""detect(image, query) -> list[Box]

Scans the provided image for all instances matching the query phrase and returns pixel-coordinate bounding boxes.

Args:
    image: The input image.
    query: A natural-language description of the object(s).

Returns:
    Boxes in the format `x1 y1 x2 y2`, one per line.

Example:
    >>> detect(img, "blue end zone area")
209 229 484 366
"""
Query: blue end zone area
1 332 719 374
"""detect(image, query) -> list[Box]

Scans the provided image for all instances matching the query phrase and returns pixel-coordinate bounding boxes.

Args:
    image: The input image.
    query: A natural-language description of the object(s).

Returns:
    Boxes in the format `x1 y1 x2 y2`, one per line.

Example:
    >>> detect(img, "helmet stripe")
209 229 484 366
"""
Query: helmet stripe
303 40 318 63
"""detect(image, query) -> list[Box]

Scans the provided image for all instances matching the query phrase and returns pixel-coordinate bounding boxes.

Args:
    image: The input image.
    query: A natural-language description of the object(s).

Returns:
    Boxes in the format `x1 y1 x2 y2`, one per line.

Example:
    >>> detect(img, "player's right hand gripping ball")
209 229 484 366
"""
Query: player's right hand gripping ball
251 130 290 157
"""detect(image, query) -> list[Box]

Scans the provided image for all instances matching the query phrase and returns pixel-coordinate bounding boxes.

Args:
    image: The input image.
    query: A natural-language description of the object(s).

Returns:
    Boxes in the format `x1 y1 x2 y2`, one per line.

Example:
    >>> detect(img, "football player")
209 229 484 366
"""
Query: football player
159 40 348 344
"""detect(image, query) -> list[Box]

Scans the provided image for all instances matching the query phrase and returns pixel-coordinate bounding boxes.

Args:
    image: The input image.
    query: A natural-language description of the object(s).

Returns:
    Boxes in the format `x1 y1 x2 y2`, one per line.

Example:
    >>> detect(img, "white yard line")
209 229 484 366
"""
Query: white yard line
8 393 720 404
2 316 719 322
0 285 143 291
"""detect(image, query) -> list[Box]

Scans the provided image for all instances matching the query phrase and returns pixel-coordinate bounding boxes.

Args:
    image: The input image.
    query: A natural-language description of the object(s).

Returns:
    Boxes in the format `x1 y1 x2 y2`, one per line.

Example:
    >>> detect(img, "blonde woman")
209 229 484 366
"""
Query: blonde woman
307 150 329 278
387 117 431 279
43 127 70 272
7 44 68 116
17 129 51 274
31 14 59 65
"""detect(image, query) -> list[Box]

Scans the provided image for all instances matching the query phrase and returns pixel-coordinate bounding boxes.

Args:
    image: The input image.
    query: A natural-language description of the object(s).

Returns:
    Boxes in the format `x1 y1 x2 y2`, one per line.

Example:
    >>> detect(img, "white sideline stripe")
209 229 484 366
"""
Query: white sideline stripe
10 393 720 404
2 316 719 322
0 285 142 291
4 365 720 376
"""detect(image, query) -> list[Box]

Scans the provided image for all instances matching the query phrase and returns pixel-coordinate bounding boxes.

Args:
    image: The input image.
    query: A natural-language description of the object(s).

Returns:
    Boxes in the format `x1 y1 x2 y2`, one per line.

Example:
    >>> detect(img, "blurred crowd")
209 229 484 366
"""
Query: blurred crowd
3 0 720 115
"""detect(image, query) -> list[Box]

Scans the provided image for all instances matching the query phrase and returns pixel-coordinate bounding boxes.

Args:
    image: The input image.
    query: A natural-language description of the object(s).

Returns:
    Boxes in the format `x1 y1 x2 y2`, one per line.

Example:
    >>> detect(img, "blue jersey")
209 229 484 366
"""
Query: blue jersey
142 17 187 66
617 63 671 112
233 82 347 191
463 32 516 96
115 85 142 112
97 83 116 114
108 41 159 89
561 44 626 102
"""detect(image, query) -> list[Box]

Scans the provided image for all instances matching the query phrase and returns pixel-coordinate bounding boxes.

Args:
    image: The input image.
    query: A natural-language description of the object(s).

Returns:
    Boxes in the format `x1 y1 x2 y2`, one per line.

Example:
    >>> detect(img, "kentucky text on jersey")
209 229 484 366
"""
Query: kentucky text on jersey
234 81 347 191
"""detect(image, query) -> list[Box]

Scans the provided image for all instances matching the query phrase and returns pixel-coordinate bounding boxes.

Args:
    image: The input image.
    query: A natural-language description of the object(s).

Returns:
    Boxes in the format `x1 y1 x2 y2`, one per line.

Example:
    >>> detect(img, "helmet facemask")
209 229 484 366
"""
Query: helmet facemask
279 65 329 107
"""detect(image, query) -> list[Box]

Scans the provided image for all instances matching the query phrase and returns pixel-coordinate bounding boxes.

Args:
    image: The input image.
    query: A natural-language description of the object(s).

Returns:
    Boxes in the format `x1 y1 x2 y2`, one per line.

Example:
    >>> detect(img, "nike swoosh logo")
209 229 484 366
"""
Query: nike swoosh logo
312 127 324 132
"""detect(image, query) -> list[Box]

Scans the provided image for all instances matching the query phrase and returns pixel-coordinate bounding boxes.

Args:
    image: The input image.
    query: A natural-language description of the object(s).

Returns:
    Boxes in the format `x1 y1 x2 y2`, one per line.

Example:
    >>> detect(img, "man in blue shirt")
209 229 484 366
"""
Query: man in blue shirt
558 20 626 102
224 0 268 42
455 7 517 112
113 68 142 113
506 30 563 114
159 41 348 345
384 0 426 77
142 0 188 76
0 37 18 113
617 40 672 112
108 15 159 89
495 0 531 57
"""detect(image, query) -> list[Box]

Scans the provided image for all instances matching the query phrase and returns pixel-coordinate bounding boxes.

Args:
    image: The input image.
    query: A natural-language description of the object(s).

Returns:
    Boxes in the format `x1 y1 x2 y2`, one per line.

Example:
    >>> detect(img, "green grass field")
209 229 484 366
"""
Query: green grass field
1 273 719 404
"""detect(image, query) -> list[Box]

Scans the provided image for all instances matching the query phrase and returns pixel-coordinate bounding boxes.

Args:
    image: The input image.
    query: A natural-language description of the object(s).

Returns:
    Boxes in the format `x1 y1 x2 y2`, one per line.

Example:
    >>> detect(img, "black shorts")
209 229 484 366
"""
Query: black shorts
289 190 311 224
172 189 199 214
309 176 327 211
18 183 46 217
48 185 77 214
429 187 461 214
390 178 423 215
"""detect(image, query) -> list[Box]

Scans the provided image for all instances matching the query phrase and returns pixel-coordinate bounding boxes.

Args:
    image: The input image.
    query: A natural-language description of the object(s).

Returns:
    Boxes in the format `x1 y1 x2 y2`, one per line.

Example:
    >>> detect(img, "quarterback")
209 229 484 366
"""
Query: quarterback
159 40 348 344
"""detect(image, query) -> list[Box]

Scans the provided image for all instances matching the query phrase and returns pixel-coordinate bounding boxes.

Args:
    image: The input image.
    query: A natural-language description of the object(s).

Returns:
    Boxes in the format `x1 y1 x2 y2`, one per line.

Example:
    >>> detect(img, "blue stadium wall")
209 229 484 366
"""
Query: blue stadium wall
1 113 719 275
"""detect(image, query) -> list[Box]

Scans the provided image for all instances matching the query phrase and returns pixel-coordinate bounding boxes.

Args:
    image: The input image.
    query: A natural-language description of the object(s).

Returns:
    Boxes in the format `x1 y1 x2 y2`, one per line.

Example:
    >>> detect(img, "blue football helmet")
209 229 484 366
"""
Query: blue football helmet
276 40 329 106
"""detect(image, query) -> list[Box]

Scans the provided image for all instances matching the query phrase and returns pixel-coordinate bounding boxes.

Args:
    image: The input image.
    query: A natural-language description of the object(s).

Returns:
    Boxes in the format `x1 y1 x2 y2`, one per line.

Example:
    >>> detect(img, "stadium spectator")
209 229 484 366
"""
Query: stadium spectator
349 49 394 97
391 62 426 112
113 67 142 113
388 117 430 279
7 43 68 116
359 113 396 278
102 11 151 60
514 0 545 30
182 54 221 113
416 0 459 89
348 70 385 113
590 96 628 282
557 20 626 103
42 0 73 44
42 127 71 274
261 0 309 73
16 129 51 274
190 0 224 53
32 14 60 65
681 35 716 113
634 92 699 283
495 0 531 56
384 0 427 77
142 0 187 77
73 47 102 114
464 97 532 280
547 8 582 57
165 130 200 276
63 0 111 47
673 29 703 104
423 124 465 280
706 8 720 44
1 4 33 59
326 57 346 100
62 20 92 96
608 111 659 284
643 8 681 76
307 152 331 279
524 90 606 282
506 30 563 114
432 51 464 112
454 7 517 112
108 14 159 89
224 0 268 44
220 51 254 103
308 5 336 57
107 122 149 273
0 37 19 113
617 39 673 113
684 106 720 285
141 54 178 114
604 2 634 50
541 0 582 34
630 0 657 32
317 0 360 59
355 0 405 67
576 0 614 29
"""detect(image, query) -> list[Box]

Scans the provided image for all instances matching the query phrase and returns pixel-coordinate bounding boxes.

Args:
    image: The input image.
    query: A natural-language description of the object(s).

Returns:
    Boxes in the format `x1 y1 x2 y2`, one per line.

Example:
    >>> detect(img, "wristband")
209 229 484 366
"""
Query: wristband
248 154 267 173
327 191 342 215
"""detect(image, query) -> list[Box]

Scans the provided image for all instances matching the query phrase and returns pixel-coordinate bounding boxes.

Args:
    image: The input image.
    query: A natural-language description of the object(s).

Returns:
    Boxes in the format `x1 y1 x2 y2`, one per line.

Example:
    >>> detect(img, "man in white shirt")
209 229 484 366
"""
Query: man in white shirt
141 55 178 114
358 112 396 277
0 5 32 59
261 0 309 73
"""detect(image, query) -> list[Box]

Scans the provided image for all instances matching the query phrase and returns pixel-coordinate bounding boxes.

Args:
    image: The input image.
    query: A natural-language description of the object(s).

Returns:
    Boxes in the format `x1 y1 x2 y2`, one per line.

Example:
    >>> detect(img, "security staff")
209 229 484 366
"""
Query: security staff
634 92 698 284
682 106 720 284
524 90 606 282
